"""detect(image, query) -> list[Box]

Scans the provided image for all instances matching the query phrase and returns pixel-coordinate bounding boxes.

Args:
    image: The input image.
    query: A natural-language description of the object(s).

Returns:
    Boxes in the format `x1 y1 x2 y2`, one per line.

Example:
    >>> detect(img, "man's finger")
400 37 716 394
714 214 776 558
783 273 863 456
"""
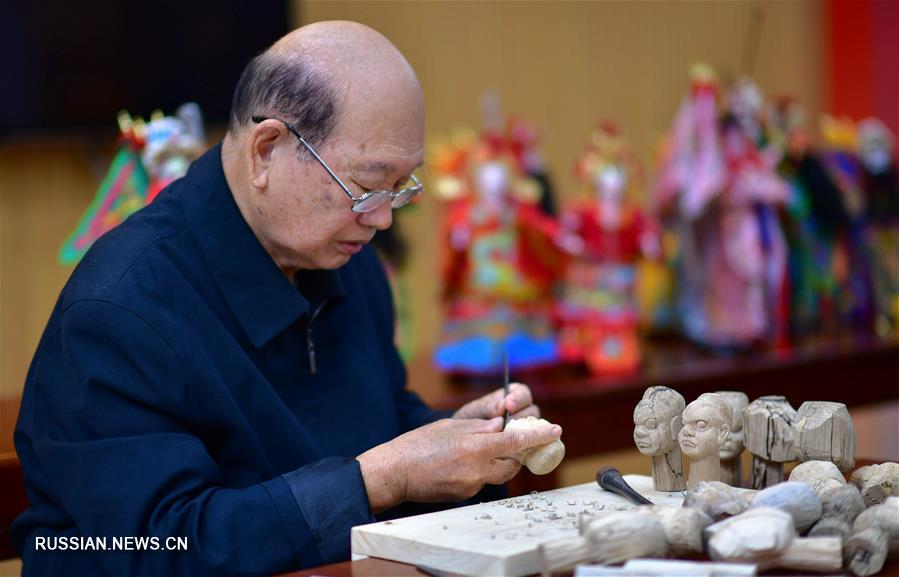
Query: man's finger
480 423 562 458
457 416 505 433
504 383 533 414
485 457 522 485
509 405 540 420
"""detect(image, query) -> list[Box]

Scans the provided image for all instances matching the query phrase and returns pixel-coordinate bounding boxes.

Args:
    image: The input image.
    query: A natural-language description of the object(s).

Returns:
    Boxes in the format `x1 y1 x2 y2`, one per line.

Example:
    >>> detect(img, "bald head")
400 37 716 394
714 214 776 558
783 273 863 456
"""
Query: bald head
221 22 425 277
229 21 423 148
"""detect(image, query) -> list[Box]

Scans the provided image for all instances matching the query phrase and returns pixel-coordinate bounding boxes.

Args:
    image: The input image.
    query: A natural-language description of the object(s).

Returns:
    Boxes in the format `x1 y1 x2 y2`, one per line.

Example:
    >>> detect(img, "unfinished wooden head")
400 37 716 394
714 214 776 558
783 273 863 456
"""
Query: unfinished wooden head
634 386 685 456
716 391 749 460
679 393 732 459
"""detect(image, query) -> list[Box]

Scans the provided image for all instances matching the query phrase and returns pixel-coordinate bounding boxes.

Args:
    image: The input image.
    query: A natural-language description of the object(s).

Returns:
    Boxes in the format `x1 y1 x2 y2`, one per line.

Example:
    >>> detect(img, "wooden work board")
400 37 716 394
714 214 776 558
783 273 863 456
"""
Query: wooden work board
351 475 692 577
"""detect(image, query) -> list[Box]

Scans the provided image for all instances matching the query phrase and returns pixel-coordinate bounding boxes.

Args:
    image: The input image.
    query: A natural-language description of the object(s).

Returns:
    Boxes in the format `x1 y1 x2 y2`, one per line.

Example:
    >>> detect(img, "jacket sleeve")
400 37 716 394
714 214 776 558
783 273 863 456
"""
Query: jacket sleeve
25 299 373 576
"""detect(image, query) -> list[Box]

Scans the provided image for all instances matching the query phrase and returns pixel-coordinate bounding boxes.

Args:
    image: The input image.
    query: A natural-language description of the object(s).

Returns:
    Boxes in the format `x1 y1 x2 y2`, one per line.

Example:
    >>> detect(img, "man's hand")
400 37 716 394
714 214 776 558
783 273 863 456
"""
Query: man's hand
452 382 539 421
357 417 562 513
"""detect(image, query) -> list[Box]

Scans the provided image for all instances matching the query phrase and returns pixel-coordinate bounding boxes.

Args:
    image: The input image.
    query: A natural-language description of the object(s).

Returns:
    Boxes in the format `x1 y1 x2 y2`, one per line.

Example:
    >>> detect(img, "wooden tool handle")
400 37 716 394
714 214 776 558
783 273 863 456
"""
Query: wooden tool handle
597 467 653 505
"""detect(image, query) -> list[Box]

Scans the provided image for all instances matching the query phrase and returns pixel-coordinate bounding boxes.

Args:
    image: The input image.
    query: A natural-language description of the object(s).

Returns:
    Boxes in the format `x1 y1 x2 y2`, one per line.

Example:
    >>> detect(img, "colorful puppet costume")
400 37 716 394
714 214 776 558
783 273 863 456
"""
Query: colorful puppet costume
555 124 659 374
432 124 563 374
654 67 790 351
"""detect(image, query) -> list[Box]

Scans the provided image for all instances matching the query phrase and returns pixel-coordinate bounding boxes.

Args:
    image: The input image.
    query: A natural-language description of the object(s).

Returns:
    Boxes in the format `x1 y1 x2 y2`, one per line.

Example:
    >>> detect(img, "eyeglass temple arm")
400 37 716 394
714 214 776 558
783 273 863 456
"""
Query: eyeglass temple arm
252 115 356 198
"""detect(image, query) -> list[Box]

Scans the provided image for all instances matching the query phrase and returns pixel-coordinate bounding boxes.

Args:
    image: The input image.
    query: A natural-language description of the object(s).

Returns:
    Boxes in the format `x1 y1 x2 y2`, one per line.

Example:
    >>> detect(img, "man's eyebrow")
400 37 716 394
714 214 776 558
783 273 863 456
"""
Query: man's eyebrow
361 161 396 173
356 161 424 176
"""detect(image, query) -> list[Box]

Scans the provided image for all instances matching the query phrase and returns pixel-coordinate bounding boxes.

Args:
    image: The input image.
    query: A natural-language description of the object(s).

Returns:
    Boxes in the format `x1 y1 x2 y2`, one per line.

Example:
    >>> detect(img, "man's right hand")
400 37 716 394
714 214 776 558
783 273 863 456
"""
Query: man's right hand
356 417 562 513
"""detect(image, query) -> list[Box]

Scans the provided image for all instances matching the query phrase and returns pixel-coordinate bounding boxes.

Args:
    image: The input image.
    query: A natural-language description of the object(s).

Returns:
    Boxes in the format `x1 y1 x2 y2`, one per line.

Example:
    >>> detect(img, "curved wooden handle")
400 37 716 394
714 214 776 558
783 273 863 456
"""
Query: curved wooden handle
596 467 653 505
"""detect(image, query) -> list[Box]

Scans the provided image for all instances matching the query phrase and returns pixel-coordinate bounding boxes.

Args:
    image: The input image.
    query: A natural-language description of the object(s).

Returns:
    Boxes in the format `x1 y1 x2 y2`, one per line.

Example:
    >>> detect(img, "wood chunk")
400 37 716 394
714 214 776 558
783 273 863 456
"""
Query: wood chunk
794 401 856 471
539 512 667 575
850 462 899 507
582 512 668 564
852 497 899 560
789 460 847 497
623 558 757 576
633 505 712 555
845 526 888 576
808 517 852 541
776 536 843 573
706 507 795 566
750 481 823 534
707 507 841 573
743 396 798 489
683 481 752 522
820 484 866 525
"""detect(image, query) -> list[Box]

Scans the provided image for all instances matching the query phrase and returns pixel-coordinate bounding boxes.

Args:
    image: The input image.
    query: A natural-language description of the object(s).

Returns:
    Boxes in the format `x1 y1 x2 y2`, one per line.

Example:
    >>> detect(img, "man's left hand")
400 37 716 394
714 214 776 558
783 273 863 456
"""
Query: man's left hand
453 382 540 421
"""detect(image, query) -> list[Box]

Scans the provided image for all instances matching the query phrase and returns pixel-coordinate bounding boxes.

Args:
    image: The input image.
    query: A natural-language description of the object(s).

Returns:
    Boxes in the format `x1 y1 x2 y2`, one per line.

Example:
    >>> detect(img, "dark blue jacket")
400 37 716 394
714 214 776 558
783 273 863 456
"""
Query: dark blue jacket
13 144 442 576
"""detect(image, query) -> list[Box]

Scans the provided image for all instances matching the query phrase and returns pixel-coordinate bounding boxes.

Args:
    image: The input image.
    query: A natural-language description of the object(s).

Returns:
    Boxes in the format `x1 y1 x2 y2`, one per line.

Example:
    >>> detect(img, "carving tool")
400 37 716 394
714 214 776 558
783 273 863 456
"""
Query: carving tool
502 351 510 428
596 467 653 505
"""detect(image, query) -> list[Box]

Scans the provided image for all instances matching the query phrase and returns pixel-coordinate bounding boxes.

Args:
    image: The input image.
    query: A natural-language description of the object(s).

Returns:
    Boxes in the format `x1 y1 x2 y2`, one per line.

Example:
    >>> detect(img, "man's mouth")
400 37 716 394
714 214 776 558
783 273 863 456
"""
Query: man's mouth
337 241 366 255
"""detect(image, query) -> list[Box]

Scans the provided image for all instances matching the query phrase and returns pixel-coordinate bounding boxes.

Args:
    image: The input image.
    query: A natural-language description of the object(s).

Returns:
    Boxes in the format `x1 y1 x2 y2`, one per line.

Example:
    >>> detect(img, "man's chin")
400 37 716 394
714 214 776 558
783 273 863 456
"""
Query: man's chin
325 251 353 269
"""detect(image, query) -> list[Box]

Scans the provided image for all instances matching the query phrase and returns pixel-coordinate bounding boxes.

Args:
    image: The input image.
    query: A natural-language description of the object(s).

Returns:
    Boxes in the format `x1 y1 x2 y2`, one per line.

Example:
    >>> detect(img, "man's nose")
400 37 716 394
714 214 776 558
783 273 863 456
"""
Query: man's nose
358 201 394 231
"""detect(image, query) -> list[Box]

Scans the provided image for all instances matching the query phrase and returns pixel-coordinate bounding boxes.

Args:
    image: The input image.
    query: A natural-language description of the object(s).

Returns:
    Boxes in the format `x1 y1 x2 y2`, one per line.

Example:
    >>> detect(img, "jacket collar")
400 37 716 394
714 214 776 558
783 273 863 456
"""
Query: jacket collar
180 143 345 348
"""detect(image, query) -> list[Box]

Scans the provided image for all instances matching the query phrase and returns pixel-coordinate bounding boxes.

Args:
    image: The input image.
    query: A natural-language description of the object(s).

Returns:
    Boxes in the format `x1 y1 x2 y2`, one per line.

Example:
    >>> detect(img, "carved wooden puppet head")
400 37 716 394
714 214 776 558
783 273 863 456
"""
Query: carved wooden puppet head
634 386 686 456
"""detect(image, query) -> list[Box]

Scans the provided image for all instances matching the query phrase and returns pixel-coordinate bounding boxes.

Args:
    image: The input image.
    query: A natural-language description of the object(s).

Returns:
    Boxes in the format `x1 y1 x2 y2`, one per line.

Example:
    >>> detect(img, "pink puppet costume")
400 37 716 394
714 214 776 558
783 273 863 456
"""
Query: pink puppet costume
654 67 789 351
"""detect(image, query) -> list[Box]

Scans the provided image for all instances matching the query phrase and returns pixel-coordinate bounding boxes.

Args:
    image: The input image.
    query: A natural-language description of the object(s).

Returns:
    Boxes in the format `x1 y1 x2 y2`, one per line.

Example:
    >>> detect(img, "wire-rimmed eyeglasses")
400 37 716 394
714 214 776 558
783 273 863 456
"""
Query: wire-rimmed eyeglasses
252 115 423 213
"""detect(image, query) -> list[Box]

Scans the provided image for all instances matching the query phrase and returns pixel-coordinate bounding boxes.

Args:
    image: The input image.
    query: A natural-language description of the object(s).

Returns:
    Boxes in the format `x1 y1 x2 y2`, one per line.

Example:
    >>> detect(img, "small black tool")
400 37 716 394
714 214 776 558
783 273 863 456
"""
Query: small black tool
596 466 653 505
502 351 510 428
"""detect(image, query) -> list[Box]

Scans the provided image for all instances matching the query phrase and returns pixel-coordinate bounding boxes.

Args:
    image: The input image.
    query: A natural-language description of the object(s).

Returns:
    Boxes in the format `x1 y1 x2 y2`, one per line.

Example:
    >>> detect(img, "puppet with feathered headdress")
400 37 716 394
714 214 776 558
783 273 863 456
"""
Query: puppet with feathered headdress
555 123 660 374
431 120 563 374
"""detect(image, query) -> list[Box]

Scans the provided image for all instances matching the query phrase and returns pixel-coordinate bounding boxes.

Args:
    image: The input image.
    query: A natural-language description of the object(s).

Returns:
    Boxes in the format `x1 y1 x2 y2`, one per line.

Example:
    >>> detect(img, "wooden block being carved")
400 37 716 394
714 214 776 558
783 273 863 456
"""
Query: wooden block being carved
743 396 798 489
504 416 566 475
794 401 856 472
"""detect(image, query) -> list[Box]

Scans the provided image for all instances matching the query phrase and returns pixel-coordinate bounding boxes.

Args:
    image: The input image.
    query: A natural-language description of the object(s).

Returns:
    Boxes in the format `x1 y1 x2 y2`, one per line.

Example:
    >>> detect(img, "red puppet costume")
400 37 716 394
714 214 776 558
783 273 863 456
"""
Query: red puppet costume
556 124 659 374
433 128 563 374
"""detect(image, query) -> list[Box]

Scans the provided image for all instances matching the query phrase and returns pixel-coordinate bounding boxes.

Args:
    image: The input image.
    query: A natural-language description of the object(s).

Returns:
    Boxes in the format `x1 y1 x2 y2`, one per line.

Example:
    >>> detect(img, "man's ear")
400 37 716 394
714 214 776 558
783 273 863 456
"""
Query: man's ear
248 122 282 189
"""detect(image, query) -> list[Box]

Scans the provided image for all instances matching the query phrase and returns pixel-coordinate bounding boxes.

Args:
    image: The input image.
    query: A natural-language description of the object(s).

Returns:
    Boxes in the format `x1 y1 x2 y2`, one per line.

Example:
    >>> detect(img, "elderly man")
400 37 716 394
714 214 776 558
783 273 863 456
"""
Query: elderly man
13 21 560 576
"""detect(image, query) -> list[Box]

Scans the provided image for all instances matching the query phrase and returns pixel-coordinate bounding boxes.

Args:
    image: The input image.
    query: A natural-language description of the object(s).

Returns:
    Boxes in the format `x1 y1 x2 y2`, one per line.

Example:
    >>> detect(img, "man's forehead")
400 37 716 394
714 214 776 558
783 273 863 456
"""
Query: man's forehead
349 146 424 178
